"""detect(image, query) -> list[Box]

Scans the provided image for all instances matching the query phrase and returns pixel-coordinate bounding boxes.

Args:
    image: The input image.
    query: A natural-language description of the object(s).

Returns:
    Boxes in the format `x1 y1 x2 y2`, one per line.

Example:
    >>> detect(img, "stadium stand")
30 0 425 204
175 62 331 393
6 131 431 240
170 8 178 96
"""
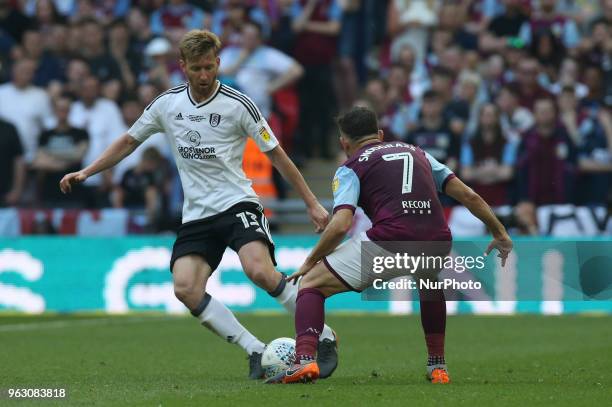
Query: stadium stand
0 0 610 236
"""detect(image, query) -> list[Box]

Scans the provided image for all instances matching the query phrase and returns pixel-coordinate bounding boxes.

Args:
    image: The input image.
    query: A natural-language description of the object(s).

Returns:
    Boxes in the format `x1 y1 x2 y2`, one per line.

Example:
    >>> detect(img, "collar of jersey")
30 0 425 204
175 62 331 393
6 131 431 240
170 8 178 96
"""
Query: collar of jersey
187 80 221 108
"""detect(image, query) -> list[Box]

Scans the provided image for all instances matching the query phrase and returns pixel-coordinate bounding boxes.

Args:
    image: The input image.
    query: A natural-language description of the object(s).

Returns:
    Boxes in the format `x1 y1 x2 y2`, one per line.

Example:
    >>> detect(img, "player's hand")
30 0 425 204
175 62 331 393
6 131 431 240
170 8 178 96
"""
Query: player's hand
59 170 88 194
307 202 329 233
485 235 513 267
287 260 316 283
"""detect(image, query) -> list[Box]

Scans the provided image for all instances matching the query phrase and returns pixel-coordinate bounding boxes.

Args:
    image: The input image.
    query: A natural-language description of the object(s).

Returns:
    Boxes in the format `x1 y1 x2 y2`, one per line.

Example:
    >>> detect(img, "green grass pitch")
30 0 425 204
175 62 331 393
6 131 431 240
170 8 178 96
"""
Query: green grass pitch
1 313 610 406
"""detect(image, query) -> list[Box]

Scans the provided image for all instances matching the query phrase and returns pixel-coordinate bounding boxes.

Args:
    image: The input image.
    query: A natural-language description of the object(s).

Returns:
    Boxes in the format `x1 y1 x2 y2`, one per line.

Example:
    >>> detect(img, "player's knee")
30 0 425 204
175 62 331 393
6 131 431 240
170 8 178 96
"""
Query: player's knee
173 281 200 308
244 260 276 290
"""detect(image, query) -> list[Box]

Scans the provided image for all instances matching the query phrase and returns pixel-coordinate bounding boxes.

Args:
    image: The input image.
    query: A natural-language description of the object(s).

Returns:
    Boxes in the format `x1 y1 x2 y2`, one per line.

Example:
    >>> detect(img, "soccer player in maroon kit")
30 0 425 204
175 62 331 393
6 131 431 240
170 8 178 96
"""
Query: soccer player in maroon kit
267 107 513 384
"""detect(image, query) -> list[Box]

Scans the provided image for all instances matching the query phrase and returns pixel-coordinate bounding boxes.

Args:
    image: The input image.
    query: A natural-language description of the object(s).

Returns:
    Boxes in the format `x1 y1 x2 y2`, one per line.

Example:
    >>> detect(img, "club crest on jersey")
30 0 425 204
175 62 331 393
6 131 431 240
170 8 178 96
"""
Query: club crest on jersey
187 130 201 147
332 177 339 193
209 113 221 127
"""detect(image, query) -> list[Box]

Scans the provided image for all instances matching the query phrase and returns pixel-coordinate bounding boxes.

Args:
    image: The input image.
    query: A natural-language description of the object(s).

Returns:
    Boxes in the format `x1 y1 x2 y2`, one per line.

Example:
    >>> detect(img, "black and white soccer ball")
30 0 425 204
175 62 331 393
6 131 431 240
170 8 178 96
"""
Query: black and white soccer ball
261 337 296 378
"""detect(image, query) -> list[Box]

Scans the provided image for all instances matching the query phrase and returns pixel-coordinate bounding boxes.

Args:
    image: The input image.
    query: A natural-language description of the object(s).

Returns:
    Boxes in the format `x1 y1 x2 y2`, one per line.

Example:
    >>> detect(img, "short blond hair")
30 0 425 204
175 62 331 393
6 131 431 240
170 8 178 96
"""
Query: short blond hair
179 30 222 62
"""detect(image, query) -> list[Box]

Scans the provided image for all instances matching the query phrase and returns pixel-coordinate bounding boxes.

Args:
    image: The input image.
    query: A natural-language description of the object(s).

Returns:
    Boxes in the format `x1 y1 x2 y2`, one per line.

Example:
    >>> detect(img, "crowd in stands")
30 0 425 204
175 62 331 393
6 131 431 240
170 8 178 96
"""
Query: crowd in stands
0 0 611 235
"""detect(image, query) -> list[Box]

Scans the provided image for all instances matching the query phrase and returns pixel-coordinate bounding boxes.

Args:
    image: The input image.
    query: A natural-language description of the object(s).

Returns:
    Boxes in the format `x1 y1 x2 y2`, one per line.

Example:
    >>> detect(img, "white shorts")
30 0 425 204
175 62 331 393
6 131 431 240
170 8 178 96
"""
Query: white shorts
323 232 448 292
323 232 396 292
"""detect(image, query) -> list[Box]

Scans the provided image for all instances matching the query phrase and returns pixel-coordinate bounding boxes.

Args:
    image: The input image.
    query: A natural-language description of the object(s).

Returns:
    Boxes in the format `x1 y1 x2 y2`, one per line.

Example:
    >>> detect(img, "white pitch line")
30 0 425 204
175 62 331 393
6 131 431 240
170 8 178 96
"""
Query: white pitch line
0 315 183 332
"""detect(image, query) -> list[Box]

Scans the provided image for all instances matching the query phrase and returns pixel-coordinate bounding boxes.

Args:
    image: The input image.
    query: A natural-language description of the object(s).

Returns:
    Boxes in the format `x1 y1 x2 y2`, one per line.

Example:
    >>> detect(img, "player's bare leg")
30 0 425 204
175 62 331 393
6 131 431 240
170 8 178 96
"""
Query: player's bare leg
172 254 266 379
238 241 339 377
266 261 348 384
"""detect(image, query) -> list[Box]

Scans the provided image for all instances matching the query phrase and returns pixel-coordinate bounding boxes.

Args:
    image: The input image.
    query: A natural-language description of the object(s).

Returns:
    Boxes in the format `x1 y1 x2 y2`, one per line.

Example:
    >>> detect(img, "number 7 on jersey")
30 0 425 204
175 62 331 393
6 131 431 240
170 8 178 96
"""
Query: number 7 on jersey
382 152 414 194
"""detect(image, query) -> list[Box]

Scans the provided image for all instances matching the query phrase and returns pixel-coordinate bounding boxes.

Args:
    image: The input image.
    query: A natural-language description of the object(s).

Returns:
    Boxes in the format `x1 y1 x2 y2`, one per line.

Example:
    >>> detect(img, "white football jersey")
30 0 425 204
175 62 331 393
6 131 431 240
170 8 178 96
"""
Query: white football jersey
127 81 279 223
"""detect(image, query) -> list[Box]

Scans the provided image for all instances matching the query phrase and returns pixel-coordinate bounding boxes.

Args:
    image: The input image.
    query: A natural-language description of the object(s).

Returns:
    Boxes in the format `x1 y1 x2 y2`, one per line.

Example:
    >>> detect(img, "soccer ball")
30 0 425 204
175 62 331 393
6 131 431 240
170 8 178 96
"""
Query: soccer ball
261 337 296 378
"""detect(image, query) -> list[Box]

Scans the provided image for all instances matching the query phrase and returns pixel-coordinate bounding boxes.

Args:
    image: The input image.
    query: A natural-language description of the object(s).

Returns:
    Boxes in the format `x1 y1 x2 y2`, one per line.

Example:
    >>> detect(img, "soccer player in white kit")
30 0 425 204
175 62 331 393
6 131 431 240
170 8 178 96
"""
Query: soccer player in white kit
60 30 338 379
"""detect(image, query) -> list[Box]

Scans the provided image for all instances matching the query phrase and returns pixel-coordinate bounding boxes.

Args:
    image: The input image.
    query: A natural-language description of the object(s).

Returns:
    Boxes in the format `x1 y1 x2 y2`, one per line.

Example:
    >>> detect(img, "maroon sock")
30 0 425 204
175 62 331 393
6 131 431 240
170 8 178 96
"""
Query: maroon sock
419 288 446 357
295 288 325 361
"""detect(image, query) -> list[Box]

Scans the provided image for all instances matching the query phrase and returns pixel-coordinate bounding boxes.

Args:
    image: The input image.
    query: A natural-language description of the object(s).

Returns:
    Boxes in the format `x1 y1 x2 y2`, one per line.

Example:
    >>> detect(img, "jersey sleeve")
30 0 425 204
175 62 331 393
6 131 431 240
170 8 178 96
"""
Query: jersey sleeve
425 151 455 193
332 166 360 214
239 95 279 152
127 97 165 142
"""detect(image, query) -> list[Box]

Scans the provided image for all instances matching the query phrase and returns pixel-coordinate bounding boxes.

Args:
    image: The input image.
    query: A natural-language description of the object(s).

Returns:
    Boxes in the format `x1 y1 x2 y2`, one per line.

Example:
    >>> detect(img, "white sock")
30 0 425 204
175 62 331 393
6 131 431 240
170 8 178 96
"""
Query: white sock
269 274 336 342
194 293 265 355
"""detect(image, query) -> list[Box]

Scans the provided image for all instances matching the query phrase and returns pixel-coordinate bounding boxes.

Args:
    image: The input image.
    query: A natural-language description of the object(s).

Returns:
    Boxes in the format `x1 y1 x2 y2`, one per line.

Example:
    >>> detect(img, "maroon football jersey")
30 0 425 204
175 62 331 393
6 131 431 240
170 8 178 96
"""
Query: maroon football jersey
332 141 455 241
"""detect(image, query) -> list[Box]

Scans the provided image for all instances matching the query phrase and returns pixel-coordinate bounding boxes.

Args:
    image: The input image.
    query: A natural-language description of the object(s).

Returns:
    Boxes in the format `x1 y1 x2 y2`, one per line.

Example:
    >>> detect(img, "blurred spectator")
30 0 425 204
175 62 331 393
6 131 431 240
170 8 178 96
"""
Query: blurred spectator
558 86 612 205
0 118 25 207
20 28 65 87
151 0 209 36
292 0 341 160
219 20 303 119
579 17 611 68
482 53 505 98
581 65 607 110
438 1 478 51
68 75 124 207
387 0 437 65
362 77 393 136
556 0 600 28
33 95 88 207
395 43 429 101
519 0 581 50
549 58 589 98
112 146 170 231
29 0 66 38
460 103 516 206
0 0 33 43
516 97 577 233
126 7 155 56
79 18 122 87
0 58 53 163
529 28 566 79
405 90 460 172
46 23 70 62
513 57 553 110
141 36 184 89
269 0 297 54
427 27 452 68
429 66 469 137
455 71 485 138
480 0 528 53
61 57 91 100
594 0 612 29
137 81 162 107
70 0 131 25
496 84 535 141
212 0 269 46
335 0 361 111
108 18 139 93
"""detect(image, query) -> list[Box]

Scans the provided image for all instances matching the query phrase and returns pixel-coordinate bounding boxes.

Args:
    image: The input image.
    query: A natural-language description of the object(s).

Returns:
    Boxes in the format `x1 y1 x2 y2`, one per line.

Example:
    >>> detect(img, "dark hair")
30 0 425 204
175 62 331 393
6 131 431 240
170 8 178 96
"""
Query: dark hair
530 28 565 69
499 83 520 99
336 107 379 141
431 66 453 80
422 89 440 101
469 104 507 164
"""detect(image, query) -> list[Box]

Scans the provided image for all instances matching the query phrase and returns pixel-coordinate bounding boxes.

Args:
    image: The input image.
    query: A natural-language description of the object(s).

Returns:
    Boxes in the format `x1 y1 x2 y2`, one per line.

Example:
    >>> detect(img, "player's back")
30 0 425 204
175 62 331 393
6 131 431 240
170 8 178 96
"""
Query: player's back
342 141 453 242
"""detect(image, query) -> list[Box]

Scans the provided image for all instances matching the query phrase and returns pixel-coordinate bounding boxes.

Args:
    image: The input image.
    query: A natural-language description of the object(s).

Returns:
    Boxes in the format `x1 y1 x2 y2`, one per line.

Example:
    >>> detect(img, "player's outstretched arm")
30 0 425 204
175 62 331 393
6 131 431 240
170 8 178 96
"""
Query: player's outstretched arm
444 176 513 266
287 208 353 282
265 146 329 232
59 133 141 194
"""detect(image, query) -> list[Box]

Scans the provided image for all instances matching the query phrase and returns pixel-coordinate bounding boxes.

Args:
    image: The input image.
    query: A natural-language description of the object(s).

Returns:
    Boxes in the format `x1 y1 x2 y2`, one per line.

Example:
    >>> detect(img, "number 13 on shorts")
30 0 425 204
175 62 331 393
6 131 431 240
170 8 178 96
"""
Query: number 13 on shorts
235 210 273 242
